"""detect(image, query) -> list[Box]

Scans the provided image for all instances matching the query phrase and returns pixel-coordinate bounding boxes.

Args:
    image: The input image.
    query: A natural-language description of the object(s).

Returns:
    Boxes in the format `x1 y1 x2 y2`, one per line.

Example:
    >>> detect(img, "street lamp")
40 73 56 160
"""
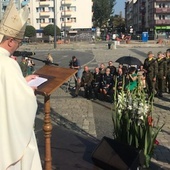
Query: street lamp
54 0 57 49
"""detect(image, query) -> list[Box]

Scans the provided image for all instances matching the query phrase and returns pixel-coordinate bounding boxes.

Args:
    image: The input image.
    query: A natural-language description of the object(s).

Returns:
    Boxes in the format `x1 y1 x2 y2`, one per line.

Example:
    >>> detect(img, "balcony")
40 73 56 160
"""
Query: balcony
155 20 170 25
40 11 50 17
61 10 72 16
155 8 170 13
40 23 49 28
61 0 72 5
61 22 72 27
39 1 50 6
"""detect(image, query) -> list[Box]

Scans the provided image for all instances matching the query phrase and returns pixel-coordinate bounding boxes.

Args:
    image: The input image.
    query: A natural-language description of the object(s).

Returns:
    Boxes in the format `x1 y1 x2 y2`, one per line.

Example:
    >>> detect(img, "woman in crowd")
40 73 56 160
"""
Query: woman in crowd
125 66 138 91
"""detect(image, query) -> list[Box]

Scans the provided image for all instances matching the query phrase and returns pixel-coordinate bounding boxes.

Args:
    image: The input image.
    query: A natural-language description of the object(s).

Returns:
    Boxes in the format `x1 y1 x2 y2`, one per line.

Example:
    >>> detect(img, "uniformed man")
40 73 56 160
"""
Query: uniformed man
156 51 167 97
107 61 116 77
73 66 93 99
165 49 170 93
19 57 28 77
143 51 158 98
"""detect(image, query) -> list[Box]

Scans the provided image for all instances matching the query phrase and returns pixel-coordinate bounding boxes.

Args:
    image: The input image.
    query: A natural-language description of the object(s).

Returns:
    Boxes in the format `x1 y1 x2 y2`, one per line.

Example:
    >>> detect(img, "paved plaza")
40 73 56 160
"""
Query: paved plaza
20 41 170 170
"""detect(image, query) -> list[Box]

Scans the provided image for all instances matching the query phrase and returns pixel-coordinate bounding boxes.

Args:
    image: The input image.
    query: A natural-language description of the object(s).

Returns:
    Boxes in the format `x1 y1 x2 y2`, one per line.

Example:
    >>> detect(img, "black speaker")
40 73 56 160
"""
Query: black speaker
91 136 143 170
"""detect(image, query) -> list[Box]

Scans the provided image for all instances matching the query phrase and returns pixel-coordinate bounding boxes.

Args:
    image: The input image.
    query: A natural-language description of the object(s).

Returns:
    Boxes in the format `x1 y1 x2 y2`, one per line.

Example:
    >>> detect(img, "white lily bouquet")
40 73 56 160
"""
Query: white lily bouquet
112 89 164 168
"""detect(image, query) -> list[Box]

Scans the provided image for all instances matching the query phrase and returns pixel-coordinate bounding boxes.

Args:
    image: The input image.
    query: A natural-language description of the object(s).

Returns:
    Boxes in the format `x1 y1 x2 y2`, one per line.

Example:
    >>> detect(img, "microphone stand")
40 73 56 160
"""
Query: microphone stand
24 56 59 66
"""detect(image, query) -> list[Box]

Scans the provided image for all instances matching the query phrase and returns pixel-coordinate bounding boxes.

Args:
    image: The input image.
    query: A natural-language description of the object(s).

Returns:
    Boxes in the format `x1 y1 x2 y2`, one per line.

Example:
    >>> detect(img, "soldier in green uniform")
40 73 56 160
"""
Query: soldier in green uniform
73 66 93 99
19 57 28 77
165 49 170 93
143 51 158 98
156 51 167 97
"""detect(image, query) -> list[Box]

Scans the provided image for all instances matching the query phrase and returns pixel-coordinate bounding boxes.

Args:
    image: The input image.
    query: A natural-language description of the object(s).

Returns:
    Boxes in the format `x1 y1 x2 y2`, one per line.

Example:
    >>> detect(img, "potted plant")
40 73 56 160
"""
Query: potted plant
112 87 165 169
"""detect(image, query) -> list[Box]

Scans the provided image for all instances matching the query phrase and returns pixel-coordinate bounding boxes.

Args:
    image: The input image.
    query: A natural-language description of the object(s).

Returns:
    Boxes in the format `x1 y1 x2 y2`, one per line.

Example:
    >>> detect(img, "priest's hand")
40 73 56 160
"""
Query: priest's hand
25 74 38 82
25 75 38 91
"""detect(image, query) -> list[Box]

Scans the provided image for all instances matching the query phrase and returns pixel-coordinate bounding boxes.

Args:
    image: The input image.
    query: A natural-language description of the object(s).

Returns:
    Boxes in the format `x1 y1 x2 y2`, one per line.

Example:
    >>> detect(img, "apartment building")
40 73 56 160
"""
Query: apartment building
0 0 93 38
125 0 170 39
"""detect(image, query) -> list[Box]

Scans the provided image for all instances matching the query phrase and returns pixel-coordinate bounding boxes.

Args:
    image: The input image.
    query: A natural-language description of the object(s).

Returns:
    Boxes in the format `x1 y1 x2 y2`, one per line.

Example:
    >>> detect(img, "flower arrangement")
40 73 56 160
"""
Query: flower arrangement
112 89 165 168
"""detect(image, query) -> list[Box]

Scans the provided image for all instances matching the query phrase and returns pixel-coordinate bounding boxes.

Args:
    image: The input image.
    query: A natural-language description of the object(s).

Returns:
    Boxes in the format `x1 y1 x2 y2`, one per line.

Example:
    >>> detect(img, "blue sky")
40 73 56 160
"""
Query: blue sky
114 0 125 17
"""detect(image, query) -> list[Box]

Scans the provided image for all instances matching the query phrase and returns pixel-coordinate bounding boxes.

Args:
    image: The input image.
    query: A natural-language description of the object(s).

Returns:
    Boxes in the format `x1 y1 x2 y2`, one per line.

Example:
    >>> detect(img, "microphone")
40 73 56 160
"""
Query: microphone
13 51 36 57
13 51 59 66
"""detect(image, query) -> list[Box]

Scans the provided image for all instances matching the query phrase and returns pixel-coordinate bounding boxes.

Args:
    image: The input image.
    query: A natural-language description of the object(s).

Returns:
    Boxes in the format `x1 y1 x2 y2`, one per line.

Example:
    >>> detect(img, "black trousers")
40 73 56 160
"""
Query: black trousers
84 85 92 98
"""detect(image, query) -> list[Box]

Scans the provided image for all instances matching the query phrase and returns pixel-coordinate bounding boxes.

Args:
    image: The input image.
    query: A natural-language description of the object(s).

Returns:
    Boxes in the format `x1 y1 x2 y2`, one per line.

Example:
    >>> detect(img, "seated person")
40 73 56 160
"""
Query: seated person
73 66 93 99
91 67 101 99
107 61 116 77
125 67 138 92
137 65 146 90
99 63 106 75
114 68 125 93
100 68 114 96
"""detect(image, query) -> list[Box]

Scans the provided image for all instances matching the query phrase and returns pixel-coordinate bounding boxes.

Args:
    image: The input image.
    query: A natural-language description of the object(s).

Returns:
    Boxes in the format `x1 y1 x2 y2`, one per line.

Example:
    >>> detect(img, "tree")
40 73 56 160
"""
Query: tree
111 15 125 33
92 0 116 28
24 25 36 37
43 24 60 36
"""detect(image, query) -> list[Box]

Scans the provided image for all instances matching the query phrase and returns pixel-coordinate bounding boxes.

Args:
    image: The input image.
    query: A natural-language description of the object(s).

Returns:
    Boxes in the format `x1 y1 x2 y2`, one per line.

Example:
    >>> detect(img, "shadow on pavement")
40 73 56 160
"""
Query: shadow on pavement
153 101 170 111
35 118 101 170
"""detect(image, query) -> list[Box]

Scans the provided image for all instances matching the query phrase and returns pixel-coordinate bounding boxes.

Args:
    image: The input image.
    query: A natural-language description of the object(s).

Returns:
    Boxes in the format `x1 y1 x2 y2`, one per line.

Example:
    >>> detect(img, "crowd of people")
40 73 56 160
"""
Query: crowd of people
18 56 35 76
70 49 170 102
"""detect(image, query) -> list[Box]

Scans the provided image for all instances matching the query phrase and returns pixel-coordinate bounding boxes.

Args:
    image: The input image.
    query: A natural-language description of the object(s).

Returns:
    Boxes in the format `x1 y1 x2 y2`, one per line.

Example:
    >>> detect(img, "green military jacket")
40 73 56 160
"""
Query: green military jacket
143 58 158 78
157 58 167 78
165 57 170 75
19 61 28 77
81 71 93 86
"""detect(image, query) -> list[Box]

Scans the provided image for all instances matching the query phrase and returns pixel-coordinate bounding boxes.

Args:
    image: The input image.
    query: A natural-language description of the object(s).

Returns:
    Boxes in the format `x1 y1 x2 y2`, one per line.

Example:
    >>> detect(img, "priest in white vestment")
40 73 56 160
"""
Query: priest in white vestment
0 1 42 169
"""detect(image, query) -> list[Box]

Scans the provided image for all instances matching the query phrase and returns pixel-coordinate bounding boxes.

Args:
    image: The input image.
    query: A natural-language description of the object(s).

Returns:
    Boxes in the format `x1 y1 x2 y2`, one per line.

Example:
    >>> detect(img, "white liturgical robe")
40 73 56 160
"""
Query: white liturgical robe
0 47 42 170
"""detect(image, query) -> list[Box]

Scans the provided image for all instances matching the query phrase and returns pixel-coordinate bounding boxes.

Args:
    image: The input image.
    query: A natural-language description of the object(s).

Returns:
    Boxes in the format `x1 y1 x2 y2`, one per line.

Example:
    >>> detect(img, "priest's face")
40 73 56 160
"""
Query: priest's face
8 37 22 53
13 38 22 48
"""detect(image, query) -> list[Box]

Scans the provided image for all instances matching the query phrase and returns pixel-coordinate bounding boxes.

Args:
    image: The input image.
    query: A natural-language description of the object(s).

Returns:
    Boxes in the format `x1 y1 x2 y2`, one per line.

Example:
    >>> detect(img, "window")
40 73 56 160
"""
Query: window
67 6 70 11
36 7 40 12
61 18 64 22
167 15 170 19
71 17 76 22
71 6 76 11
49 18 54 23
49 7 53 12
36 19 41 23
40 7 45 12
41 19 45 23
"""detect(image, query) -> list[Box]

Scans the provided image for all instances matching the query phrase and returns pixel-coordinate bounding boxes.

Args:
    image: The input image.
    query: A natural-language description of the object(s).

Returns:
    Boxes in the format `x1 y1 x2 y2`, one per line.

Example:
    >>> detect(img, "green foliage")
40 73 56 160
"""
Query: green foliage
92 0 116 28
24 25 36 37
43 24 61 36
110 15 125 33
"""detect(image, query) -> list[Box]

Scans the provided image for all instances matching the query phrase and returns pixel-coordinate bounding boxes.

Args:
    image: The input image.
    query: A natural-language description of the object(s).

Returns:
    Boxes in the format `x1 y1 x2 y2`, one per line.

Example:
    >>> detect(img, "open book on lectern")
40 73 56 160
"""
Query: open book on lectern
28 76 48 87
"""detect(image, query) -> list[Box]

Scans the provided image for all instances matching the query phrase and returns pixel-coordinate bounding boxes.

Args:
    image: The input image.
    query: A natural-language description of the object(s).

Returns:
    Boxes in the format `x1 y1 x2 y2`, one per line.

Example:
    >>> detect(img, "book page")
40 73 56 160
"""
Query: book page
28 76 48 87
